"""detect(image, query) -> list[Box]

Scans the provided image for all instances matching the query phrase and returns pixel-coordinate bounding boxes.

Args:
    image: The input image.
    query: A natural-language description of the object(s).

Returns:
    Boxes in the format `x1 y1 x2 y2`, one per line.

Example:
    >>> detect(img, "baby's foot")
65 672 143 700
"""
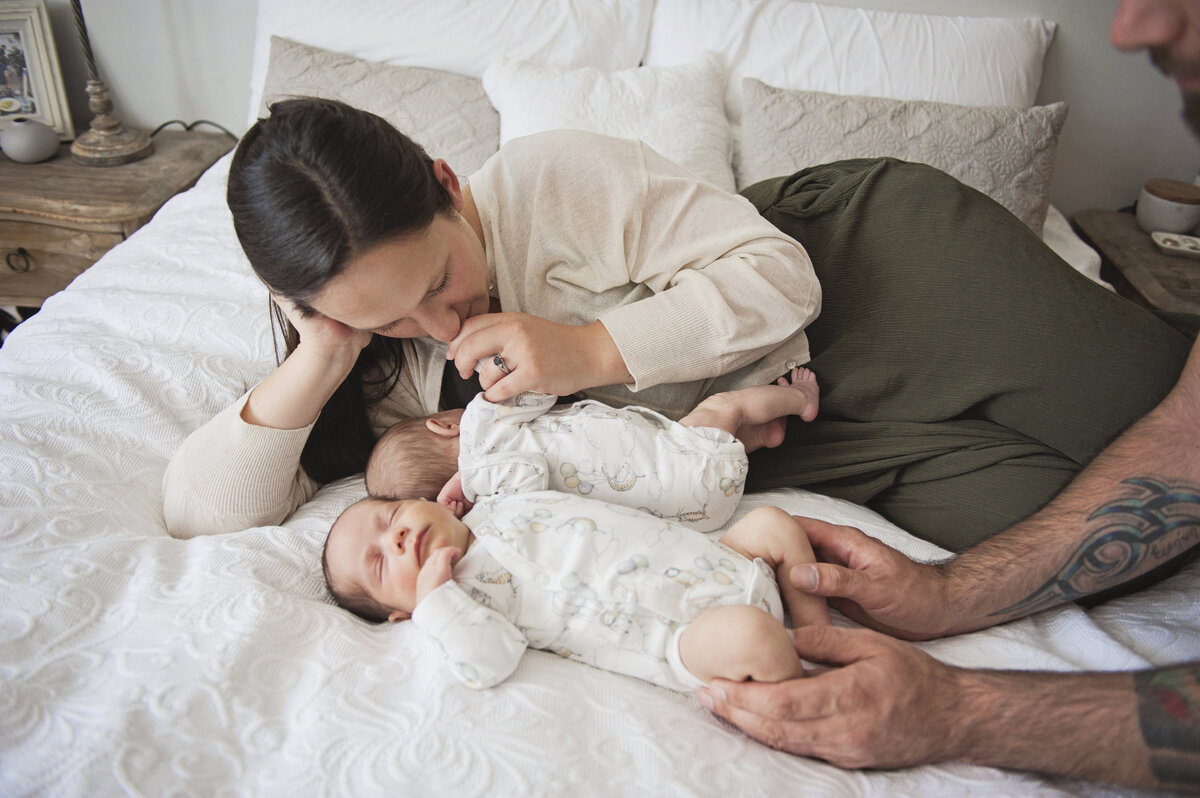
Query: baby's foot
778 366 820 422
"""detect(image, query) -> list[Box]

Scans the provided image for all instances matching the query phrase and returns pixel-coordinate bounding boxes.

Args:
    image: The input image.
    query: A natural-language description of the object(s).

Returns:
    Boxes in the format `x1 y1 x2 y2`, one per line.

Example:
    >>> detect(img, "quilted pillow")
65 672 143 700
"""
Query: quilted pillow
739 79 1068 231
482 54 735 191
259 36 500 176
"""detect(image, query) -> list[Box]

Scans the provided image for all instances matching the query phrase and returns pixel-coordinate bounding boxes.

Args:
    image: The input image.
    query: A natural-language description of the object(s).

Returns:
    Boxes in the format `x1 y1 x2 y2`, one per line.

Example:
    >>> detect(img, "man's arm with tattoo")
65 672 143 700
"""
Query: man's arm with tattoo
788 336 1200 638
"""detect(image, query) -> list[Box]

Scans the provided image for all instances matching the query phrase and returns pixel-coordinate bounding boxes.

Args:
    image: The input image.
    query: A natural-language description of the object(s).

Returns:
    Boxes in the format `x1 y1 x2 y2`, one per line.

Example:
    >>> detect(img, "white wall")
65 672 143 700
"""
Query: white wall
43 0 1200 219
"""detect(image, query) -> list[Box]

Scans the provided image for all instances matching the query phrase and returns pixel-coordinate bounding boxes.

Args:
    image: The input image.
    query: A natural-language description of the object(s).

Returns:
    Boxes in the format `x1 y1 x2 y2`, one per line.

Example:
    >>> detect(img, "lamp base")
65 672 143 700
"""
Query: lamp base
71 125 154 167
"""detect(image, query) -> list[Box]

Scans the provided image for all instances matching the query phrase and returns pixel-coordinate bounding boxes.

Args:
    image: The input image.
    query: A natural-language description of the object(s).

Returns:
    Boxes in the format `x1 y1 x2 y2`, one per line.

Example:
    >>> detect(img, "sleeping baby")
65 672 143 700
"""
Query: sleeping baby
322 490 830 691
365 367 821 532
322 367 826 690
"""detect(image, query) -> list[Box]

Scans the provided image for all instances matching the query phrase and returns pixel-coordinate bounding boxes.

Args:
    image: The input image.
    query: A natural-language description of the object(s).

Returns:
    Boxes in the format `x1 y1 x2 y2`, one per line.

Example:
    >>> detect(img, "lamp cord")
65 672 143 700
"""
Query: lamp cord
149 119 238 140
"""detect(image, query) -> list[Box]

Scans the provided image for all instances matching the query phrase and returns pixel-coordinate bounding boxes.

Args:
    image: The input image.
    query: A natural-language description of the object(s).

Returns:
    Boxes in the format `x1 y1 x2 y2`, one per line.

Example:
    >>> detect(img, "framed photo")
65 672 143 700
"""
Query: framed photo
0 0 74 139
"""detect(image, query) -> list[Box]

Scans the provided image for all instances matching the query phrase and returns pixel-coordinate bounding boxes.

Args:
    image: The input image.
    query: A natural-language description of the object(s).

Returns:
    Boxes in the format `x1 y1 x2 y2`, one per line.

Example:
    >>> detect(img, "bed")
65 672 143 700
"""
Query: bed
3 1 1197 795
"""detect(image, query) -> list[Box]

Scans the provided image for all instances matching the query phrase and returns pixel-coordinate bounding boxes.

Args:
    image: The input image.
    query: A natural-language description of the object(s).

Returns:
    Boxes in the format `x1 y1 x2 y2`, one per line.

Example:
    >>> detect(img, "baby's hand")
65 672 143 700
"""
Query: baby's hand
415 546 460 605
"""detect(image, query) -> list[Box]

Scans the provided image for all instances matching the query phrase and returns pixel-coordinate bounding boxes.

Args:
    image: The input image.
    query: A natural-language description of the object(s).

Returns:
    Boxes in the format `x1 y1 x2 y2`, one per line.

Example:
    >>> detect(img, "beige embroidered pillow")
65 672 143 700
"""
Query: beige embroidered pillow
259 36 500 175
739 78 1068 231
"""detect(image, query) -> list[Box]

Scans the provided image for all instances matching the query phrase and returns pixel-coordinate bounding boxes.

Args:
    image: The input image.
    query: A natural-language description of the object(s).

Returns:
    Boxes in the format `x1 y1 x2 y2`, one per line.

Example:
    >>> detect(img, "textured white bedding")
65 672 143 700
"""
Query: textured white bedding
1 154 1196 797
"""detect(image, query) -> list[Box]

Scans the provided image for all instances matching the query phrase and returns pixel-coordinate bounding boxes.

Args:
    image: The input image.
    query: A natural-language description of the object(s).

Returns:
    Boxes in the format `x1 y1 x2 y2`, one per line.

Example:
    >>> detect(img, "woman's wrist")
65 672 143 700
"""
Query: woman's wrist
584 320 633 387
242 338 362 429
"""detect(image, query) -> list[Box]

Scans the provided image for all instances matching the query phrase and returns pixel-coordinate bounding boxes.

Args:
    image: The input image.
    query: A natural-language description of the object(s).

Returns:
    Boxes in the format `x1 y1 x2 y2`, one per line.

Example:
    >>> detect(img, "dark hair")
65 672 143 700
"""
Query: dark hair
227 97 456 483
322 505 391 624
365 416 459 499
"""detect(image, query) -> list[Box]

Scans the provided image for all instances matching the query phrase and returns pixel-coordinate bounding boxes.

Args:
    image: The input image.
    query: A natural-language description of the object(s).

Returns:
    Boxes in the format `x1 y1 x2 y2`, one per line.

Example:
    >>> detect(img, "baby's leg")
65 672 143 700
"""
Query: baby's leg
678 604 806 684
720 506 831 628
679 367 819 452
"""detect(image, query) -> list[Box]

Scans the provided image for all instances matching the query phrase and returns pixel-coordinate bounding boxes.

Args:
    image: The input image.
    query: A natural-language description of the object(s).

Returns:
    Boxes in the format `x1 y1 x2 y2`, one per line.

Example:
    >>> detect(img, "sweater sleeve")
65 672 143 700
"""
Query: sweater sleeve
474 130 821 400
161 390 318 538
412 580 529 689
597 141 821 390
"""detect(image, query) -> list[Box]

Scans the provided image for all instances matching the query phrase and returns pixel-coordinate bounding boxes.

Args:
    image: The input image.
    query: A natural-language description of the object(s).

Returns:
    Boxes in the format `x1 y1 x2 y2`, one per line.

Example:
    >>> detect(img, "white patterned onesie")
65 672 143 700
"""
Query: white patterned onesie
410 490 784 691
457 391 747 532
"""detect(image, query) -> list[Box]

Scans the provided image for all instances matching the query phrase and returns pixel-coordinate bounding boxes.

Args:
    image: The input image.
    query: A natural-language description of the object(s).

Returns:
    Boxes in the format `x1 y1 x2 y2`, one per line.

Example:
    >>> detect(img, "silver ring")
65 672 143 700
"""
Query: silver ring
492 354 510 374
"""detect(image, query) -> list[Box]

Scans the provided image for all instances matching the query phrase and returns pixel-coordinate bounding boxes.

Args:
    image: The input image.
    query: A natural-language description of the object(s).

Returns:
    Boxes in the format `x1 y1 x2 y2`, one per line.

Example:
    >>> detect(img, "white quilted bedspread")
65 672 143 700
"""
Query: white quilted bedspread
1 156 1196 797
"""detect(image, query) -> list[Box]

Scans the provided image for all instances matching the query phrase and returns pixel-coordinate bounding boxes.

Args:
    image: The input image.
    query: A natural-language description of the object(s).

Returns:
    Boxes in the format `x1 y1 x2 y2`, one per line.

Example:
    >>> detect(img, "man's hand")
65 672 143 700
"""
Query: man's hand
789 517 959 640
415 546 460 606
697 625 971 769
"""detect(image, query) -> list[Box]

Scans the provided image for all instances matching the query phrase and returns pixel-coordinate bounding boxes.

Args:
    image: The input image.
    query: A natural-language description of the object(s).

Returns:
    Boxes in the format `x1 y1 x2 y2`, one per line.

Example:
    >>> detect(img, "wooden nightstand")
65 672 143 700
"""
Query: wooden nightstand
1072 209 1200 314
0 130 234 308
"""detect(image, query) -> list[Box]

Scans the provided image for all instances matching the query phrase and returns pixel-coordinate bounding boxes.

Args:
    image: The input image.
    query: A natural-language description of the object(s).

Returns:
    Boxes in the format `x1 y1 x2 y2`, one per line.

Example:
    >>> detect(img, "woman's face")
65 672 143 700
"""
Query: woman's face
309 210 490 343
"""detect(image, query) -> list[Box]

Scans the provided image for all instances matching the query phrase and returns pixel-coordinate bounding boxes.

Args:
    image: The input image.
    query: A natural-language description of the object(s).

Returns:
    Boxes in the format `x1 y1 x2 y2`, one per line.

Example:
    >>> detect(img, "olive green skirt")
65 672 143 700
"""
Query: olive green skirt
743 158 1197 552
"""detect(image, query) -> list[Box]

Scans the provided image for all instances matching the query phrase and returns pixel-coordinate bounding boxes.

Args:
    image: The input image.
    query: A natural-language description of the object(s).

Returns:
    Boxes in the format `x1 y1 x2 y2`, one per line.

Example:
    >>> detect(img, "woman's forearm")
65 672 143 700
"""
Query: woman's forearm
242 341 361 429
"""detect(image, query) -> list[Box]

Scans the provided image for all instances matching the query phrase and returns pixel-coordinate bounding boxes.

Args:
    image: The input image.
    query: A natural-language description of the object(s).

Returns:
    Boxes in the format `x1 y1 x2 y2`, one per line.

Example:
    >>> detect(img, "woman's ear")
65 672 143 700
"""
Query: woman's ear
431 159 463 211
388 609 411 623
425 417 460 439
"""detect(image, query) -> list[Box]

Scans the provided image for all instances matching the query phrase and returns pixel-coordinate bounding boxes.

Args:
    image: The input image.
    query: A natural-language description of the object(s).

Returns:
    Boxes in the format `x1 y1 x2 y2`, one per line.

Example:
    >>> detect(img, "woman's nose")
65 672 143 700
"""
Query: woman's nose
421 306 462 342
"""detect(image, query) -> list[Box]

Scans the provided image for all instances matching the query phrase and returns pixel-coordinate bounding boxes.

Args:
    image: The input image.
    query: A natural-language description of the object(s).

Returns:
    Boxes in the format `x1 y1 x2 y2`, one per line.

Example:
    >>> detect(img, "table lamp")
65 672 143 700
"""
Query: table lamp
68 0 152 166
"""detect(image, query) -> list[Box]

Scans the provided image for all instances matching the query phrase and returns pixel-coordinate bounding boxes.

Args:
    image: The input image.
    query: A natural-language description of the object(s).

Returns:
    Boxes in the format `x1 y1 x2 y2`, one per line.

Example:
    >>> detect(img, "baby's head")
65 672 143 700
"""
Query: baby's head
322 495 472 623
365 408 464 499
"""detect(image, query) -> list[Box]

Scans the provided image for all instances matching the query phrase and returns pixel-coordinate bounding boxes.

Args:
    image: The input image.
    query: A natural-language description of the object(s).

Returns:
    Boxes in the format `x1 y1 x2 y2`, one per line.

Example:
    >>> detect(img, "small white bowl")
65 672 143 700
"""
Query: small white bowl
1137 178 1200 234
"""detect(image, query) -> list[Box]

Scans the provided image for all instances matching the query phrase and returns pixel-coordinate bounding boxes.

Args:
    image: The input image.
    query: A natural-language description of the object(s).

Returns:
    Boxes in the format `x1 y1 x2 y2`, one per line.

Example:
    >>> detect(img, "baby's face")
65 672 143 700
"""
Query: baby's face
326 497 472 620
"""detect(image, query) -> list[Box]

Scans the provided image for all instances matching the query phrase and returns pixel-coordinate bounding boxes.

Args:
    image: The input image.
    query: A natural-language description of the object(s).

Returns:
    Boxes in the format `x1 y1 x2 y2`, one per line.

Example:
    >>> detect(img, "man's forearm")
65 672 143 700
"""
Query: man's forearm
956 662 1200 792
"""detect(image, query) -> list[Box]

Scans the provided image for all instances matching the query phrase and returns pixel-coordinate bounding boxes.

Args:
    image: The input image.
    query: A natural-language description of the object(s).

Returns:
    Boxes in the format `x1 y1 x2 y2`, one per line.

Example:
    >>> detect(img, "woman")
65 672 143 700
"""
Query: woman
165 98 1194 552
162 97 820 539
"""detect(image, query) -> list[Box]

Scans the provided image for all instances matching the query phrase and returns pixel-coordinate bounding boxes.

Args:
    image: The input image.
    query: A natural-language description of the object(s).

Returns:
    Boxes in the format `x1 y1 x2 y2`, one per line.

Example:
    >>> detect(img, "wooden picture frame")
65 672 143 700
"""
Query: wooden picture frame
0 0 74 139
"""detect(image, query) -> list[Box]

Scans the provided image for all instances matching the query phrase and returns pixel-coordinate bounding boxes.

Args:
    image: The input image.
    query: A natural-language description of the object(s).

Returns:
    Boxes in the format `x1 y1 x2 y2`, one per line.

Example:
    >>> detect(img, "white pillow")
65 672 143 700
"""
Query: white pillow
248 0 655 126
643 0 1056 123
482 54 736 191
739 79 1068 232
259 37 500 176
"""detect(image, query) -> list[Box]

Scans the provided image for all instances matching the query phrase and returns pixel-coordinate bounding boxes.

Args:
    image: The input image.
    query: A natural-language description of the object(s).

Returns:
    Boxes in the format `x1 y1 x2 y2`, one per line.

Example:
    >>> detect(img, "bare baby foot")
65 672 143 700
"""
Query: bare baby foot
779 366 820 422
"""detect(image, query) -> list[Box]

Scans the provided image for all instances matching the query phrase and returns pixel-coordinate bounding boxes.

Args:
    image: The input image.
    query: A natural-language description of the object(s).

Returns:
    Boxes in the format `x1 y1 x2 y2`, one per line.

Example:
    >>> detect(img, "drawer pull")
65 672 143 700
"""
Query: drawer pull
6 248 31 273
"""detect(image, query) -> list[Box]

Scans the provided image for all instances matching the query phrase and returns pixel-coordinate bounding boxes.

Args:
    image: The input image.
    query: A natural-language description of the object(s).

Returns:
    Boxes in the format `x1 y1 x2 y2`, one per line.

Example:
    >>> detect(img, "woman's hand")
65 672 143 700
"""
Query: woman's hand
447 312 632 401
274 294 372 366
241 296 373 430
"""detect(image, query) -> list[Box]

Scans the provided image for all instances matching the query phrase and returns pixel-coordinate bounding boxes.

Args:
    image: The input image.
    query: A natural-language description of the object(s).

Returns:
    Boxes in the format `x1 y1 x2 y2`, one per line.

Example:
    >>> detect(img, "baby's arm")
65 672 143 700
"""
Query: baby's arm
411 551 529 689
718 506 830 628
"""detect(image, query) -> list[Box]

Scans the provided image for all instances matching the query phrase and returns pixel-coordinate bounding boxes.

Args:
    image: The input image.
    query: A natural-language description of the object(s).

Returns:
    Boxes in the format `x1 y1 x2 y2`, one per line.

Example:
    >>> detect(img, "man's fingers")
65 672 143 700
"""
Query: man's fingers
789 624 890 667
789 561 874 602
699 684 822 757
790 516 877 563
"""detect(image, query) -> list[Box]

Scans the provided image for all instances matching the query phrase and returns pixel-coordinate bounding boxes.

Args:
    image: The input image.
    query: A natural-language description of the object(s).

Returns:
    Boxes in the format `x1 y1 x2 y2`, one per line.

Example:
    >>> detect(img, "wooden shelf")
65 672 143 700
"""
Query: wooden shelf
1072 209 1200 315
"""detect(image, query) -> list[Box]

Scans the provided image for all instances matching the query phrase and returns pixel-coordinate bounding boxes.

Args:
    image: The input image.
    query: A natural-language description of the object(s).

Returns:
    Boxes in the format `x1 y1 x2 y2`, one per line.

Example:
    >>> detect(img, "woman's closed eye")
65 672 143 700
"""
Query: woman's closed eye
428 272 450 296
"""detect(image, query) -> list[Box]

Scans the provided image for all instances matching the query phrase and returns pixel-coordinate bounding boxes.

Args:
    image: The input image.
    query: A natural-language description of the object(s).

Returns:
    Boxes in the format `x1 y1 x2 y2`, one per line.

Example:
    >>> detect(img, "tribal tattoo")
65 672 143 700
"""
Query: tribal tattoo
1135 666 1200 788
994 478 1200 617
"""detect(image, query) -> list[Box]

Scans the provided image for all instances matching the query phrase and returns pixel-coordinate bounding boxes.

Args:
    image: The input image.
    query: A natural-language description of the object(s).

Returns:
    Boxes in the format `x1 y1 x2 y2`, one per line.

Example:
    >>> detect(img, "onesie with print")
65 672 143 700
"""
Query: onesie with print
457 391 747 532
411 490 783 691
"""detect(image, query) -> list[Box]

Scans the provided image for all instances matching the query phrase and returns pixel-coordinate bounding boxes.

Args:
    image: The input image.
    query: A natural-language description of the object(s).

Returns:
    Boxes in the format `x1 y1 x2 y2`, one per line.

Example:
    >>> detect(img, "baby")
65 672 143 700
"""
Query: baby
366 367 820 532
323 489 830 691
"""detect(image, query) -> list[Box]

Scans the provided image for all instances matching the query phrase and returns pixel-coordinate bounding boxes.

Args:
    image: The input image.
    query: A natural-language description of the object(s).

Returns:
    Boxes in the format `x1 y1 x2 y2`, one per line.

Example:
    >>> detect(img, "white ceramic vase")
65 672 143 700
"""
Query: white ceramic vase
1 117 60 163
